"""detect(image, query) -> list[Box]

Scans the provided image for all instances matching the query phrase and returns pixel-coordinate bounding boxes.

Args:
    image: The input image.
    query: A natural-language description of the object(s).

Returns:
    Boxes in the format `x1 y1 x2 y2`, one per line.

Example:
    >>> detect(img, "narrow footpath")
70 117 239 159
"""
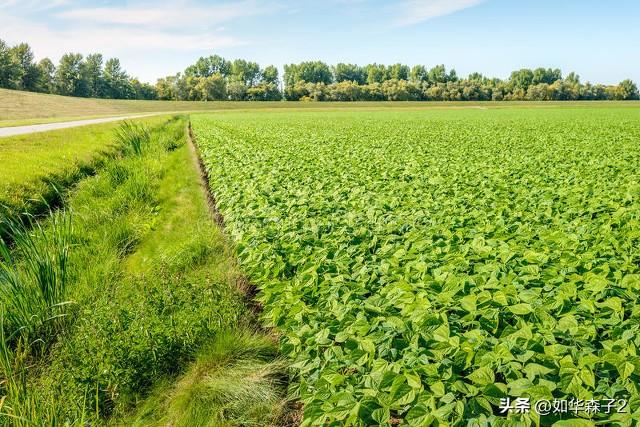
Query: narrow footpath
0 113 160 137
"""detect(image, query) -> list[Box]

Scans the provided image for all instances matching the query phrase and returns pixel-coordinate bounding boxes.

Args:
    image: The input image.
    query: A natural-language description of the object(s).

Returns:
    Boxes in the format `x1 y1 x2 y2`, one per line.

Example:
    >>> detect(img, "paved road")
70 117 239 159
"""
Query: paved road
0 113 160 138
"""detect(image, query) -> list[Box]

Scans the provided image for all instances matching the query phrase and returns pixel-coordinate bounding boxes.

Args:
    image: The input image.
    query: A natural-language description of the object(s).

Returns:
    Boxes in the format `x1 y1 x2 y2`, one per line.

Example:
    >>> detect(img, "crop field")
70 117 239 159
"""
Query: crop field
192 107 640 425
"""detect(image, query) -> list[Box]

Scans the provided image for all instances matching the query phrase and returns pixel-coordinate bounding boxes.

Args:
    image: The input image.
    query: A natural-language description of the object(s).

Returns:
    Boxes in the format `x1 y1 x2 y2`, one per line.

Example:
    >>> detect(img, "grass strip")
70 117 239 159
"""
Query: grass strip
0 116 290 425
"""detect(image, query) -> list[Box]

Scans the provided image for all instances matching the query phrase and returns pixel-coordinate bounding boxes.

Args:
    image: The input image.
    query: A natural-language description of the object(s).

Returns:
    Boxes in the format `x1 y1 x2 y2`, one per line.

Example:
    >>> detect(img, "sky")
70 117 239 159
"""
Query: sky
1 0 638 85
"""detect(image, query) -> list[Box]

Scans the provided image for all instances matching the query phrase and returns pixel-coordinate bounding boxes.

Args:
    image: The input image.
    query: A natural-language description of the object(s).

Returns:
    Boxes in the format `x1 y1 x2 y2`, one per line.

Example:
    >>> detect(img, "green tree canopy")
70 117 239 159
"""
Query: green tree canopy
103 58 131 99
284 61 333 86
333 63 366 85
261 65 279 85
55 53 85 96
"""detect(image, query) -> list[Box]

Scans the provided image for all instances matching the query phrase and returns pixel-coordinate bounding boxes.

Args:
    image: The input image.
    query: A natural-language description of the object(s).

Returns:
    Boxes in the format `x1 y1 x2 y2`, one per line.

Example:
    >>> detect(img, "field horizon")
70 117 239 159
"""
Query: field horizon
2 87 640 128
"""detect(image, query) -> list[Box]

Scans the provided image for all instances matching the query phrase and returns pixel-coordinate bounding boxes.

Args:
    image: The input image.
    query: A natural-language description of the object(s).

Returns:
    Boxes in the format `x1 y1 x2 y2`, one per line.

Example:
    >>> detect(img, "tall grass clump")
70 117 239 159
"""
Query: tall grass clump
115 121 150 156
0 211 72 351
123 330 291 427
0 210 73 426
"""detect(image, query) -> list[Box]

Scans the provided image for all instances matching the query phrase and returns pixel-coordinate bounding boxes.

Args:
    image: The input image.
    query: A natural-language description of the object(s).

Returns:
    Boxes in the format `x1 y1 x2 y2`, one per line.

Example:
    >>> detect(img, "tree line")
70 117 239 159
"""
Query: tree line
155 55 281 101
282 62 639 101
1 39 638 102
0 39 155 99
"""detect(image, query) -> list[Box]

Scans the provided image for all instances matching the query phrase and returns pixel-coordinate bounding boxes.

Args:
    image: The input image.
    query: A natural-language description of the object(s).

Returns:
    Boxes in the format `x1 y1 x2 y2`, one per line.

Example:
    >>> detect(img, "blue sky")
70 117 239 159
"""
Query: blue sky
1 0 638 84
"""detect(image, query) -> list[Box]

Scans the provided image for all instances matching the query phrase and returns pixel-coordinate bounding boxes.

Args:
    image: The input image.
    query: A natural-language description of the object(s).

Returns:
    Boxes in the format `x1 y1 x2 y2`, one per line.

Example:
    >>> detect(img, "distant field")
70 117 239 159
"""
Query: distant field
193 105 640 425
2 88 639 127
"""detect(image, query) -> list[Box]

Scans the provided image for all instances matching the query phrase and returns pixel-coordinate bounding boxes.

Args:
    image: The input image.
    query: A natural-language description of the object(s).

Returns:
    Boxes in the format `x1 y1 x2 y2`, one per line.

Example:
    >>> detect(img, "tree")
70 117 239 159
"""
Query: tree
365 64 388 84
461 80 491 100
333 63 366 85
36 58 55 93
54 53 85 96
526 83 550 100
615 79 639 100
549 79 579 100
579 82 607 100
0 39 17 88
155 76 177 100
195 74 227 100
565 71 580 85
410 65 428 83
230 59 261 87
102 58 131 98
467 72 484 82
424 83 445 101
509 69 534 91
428 65 449 84
82 53 104 97
246 82 281 101
381 79 420 101
388 63 409 81
284 61 332 87
130 78 157 100
327 80 363 101
362 82 384 101
532 67 561 85
186 55 230 78
10 43 39 91
227 78 248 100
261 65 279 85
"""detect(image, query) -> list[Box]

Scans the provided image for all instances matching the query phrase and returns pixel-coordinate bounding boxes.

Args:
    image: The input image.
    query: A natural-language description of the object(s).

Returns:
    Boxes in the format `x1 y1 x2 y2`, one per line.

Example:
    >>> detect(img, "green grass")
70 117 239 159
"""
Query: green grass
0 116 169 222
118 330 291 427
3 87 639 127
0 117 289 425
0 211 71 351
192 105 640 426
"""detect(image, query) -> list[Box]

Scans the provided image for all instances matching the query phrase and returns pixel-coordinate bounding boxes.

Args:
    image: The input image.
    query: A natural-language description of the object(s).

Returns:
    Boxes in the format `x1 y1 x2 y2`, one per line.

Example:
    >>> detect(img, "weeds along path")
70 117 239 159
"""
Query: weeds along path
0 116 171 237
187 121 226 228
0 117 291 426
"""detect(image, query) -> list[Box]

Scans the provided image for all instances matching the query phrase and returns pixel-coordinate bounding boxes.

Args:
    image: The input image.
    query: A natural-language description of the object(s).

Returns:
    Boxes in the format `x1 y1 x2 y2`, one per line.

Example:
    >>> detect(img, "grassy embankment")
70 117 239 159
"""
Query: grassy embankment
0 117 289 425
3 87 639 128
0 116 170 222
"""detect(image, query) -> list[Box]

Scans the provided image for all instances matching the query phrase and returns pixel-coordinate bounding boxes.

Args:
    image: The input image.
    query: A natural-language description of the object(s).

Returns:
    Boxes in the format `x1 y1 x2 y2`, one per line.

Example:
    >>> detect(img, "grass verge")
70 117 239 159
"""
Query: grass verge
0 116 169 225
0 116 290 425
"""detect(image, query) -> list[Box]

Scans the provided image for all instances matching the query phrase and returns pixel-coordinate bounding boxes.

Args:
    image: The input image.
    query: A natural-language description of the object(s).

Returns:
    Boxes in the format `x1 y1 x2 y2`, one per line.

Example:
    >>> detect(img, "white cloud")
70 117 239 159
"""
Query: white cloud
0 12 245 58
56 1 275 29
395 0 485 27
0 0 268 81
0 0 69 10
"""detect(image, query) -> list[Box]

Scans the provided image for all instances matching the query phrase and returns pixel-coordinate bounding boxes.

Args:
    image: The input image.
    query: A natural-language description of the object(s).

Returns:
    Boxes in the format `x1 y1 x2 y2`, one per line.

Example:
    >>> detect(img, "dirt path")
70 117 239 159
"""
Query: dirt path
0 113 160 138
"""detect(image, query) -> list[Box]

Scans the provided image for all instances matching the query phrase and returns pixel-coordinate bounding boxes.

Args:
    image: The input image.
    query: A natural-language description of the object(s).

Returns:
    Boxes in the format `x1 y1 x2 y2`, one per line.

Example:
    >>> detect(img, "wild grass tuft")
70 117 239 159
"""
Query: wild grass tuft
122 329 290 427
114 121 150 156
0 210 72 350
0 210 74 426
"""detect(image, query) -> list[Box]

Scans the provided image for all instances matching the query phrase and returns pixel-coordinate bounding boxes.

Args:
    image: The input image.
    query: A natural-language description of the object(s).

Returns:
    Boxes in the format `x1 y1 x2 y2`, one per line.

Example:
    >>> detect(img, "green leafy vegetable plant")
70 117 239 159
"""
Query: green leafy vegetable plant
193 107 640 426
